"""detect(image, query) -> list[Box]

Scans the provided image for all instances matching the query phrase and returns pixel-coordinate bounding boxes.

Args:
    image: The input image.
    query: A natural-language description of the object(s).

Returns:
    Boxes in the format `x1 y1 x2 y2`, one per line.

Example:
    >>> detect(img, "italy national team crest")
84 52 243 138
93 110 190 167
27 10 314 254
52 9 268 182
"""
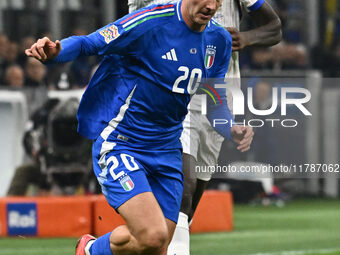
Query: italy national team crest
99 24 120 44
120 175 134 191
205 45 216 69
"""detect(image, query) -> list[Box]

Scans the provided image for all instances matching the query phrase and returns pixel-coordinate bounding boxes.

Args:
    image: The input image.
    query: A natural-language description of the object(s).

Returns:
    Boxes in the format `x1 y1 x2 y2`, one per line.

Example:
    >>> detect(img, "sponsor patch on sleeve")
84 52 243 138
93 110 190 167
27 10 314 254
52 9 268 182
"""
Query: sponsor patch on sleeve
99 24 120 44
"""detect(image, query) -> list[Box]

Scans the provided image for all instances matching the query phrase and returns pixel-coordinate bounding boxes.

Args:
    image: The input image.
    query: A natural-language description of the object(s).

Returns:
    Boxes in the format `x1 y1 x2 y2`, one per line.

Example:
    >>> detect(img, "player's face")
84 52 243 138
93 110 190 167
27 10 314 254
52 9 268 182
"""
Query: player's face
183 0 222 31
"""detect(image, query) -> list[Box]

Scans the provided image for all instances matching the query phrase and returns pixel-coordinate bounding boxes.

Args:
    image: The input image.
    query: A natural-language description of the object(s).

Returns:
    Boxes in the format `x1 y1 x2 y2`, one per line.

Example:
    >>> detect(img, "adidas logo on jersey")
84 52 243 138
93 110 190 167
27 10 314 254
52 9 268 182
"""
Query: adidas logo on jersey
162 48 178 61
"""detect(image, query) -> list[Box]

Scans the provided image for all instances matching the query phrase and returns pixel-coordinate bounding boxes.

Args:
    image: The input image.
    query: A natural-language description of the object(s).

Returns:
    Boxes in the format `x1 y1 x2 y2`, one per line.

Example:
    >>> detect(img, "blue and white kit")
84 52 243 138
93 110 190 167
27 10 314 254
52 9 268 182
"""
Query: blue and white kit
49 1 232 222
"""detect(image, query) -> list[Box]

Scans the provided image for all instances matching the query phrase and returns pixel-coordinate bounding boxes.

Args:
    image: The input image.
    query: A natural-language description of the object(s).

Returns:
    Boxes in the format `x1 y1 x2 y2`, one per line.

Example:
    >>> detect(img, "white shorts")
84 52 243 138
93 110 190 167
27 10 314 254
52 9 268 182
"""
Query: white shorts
180 110 224 181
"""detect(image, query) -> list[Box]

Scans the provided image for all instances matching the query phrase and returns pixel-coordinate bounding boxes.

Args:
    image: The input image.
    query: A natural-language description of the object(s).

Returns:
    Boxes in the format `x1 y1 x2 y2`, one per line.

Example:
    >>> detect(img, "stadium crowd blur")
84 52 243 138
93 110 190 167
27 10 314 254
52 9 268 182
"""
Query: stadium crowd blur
0 0 313 91
0 0 338 199
2 0 334 90
3 0 337 90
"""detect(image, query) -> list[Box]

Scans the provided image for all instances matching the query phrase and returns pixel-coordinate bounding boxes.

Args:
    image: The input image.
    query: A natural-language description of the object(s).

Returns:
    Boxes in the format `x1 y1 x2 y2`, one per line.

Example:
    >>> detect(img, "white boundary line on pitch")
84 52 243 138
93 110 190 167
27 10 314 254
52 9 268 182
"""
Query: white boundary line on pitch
250 248 340 255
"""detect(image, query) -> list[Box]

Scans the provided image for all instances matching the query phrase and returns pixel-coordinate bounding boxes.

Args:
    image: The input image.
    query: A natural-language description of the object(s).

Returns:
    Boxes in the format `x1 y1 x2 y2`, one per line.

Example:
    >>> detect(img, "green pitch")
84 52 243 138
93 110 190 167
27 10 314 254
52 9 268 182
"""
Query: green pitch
1 199 340 255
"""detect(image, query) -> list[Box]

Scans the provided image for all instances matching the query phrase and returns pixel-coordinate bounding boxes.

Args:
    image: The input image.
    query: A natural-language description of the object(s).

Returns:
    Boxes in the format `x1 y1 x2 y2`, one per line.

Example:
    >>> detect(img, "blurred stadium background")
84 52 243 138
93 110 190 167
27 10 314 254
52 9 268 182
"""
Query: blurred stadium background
0 0 339 255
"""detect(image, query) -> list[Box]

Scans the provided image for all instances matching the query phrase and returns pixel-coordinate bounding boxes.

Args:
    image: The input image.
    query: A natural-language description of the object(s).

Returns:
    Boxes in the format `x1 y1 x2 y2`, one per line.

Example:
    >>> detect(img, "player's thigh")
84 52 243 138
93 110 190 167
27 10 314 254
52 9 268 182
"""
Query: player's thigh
92 141 172 242
181 153 198 213
117 192 168 239
182 152 198 184
180 111 200 173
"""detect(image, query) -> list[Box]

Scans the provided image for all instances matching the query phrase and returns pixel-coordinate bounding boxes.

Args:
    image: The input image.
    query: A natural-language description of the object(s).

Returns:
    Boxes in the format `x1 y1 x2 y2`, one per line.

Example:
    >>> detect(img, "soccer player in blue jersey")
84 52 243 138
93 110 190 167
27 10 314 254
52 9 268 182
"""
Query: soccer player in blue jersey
26 0 252 254
129 1 280 255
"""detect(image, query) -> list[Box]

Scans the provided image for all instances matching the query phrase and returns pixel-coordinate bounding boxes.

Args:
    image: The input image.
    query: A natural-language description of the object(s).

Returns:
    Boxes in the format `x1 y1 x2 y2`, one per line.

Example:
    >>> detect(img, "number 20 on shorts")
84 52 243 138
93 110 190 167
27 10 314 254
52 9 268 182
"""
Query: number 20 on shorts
107 154 139 180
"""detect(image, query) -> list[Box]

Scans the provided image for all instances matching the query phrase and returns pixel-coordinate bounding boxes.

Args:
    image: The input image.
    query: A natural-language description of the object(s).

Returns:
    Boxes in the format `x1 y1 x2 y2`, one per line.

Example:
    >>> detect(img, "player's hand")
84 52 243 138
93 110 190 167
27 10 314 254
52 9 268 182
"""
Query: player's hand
230 125 254 152
226 27 249 51
25 37 61 61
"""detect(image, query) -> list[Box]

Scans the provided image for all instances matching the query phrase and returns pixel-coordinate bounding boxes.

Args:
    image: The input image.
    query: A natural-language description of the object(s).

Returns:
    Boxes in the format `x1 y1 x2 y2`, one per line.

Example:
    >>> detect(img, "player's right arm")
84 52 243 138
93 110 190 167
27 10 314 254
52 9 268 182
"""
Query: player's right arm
25 7 160 62
25 37 61 61
25 26 134 62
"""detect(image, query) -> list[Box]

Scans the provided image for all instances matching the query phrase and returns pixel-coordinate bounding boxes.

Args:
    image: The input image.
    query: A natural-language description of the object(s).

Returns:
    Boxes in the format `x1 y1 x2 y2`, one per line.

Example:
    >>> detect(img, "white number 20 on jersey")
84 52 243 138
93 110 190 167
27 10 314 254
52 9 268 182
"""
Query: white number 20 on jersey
172 66 202 94
107 154 139 181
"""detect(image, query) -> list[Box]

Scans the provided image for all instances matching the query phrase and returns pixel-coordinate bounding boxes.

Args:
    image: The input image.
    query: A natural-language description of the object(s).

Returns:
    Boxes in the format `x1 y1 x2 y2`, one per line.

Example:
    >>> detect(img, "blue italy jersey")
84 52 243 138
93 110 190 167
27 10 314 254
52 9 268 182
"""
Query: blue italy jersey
51 1 232 149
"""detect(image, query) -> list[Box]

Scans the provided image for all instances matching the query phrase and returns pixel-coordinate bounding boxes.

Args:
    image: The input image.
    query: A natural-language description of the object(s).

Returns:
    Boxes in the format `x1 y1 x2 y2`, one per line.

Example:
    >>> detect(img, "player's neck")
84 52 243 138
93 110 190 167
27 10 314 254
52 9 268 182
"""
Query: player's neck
181 2 206 32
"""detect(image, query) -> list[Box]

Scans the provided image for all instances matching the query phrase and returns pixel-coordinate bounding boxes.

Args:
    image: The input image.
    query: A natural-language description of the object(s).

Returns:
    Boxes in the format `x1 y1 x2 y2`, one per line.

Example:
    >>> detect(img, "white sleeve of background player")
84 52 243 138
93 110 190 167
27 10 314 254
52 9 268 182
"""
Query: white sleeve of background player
240 0 265 12
128 0 177 13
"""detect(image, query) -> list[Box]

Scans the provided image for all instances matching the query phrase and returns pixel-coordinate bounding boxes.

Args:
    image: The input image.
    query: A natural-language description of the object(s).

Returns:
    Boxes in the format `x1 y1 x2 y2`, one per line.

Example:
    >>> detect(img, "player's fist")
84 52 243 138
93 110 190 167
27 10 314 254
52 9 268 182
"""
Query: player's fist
25 37 61 61
226 27 249 51
231 125 254 152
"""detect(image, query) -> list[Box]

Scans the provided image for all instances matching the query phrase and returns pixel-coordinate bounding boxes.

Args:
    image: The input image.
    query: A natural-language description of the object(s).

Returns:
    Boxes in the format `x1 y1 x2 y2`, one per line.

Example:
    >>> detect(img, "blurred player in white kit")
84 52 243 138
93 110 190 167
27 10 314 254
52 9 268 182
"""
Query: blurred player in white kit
129 1 281 254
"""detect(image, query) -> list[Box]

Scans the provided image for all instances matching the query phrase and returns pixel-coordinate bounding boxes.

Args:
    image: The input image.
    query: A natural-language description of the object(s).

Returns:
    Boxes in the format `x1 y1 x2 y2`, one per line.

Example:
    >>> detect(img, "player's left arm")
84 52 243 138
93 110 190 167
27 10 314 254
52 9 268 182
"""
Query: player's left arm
205 30 235 140
206 104 254 152
227 1 282 51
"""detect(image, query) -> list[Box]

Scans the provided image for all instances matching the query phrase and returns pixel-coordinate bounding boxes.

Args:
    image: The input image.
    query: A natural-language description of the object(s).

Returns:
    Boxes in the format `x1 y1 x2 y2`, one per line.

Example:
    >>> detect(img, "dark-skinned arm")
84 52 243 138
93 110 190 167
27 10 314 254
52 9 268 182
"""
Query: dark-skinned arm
227 2 282 51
